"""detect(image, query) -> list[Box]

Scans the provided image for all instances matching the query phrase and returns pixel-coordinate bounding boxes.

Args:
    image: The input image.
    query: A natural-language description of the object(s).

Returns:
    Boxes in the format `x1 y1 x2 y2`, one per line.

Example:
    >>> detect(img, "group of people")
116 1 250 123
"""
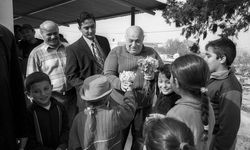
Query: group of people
0 10 242 150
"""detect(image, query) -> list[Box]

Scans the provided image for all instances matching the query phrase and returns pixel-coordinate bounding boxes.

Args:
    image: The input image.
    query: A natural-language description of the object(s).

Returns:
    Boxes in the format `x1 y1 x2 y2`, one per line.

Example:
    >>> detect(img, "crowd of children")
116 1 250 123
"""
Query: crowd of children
20 37 242 150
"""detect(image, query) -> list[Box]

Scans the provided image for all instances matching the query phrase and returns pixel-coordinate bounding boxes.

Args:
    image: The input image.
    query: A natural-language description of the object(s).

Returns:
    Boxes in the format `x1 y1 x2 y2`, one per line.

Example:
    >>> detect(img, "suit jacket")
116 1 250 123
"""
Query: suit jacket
65 35 110 109
65 35 110 89
0 24 28 150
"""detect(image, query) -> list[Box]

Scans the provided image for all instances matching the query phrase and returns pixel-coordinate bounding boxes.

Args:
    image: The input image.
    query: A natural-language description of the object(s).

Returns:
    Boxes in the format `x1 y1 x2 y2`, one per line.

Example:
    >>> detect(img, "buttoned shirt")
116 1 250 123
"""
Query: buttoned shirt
26 42 69 93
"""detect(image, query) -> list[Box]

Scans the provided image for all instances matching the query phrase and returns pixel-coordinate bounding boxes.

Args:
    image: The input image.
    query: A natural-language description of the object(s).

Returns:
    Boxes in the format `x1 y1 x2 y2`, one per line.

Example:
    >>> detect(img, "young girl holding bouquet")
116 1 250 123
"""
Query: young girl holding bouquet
152 64 181 114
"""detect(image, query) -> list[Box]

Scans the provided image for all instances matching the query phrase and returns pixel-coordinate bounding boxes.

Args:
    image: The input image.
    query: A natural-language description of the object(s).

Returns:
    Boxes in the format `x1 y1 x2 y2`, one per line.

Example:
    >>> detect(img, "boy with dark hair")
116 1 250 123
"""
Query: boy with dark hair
204 38 242 150
24 72 69 150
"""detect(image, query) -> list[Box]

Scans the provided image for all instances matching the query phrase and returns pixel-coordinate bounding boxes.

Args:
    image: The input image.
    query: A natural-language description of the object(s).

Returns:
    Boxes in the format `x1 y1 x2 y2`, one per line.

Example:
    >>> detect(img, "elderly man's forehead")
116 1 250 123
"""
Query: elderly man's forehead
126 26 143 34
126 27 144 40
40 21 58 31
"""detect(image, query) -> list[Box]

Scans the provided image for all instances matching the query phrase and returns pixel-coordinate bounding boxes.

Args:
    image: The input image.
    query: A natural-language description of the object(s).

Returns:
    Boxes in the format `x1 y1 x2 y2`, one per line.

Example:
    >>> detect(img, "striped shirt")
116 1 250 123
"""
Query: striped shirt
26 42 69 92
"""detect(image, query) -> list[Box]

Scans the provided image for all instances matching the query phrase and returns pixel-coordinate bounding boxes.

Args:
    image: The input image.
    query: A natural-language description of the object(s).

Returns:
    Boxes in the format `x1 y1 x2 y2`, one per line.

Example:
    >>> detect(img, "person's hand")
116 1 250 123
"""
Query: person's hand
121 81 133 92
56 147 63 150
126 82 133 92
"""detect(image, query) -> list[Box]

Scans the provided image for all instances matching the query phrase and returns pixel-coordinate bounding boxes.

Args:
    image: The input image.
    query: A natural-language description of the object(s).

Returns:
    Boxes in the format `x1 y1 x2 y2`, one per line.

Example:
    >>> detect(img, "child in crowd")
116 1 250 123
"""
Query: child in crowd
166 54 215 150
68 74 137 150
204 38 242 150
152 64 181 114
24 72 69 150
143 117 195 150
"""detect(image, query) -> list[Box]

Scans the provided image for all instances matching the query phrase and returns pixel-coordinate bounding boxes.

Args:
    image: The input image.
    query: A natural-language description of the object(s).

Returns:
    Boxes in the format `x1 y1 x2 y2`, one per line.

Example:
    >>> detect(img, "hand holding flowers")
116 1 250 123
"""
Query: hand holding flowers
119 71 136 92
137 56 159 80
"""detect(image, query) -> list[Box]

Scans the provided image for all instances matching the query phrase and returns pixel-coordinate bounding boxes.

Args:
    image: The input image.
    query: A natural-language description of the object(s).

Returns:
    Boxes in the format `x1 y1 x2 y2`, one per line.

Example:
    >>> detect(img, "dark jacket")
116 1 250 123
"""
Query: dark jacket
207 69 242 150
152 92 180 114
65 35 110 109
25 98 69 150
65 35 110 89
0 24 28 150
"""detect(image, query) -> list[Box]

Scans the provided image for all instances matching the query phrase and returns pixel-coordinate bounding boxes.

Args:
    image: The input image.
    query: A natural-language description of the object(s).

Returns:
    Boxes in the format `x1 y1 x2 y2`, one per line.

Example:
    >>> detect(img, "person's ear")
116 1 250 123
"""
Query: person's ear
173 77 180 89
219 55 226 64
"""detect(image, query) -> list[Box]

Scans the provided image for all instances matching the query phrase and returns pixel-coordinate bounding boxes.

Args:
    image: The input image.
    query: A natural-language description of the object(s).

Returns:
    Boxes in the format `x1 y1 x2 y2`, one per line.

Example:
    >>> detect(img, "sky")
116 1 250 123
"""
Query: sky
37 10 250 52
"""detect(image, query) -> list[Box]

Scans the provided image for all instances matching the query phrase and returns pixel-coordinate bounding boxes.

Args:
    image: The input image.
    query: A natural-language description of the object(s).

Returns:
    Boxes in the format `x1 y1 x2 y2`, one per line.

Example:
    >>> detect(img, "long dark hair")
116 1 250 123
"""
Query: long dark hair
156 64 171 96
170 54 210 141
143 117 196 150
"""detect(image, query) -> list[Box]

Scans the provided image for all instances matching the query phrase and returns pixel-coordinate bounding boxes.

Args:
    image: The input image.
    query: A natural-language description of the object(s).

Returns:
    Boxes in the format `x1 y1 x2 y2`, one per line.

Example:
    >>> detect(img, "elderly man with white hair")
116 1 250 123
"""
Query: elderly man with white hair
104 25 163 150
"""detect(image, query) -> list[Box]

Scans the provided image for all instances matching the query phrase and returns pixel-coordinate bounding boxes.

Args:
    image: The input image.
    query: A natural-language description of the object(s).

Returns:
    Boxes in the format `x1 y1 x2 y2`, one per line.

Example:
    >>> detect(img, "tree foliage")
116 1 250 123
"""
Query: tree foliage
156 39 192 55
162 0 250 42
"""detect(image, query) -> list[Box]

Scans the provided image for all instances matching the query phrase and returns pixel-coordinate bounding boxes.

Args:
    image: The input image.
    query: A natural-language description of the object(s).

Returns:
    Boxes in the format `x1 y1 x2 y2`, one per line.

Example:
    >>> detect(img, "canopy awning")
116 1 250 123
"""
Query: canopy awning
13 0 165 27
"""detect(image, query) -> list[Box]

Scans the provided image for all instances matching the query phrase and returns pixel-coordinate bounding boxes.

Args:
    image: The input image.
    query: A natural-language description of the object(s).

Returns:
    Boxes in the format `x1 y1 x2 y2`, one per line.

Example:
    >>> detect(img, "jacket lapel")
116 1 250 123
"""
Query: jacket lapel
78 37 95 61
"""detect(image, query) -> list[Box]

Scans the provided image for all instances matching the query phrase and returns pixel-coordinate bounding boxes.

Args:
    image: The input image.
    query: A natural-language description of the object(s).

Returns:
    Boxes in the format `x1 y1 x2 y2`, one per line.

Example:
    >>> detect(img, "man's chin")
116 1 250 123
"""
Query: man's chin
130 50 140 54
85 35 94 40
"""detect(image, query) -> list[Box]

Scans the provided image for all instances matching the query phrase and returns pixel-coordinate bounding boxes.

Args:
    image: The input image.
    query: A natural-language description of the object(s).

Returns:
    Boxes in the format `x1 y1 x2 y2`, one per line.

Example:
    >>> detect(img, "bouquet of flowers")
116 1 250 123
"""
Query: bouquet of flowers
137 56 159 77
138 56 159 95
119 71 136 83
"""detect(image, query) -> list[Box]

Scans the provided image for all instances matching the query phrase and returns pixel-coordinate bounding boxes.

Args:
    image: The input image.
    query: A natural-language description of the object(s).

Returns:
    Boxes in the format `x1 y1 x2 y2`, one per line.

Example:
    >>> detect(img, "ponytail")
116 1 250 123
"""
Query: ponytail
85 106 97 132
200 87 209 141
84 106 97 146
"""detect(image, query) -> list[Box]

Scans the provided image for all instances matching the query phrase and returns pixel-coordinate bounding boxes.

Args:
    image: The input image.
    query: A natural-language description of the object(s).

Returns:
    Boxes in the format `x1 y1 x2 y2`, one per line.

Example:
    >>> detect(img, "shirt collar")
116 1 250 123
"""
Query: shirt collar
175 97 201 110
42 42 66 51
82 35 96 46
210 67 234 80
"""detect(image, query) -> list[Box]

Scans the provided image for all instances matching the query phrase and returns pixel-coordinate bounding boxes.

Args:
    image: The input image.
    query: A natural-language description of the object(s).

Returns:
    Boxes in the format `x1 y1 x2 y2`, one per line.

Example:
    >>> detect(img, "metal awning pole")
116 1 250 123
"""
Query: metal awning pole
131 7 135 25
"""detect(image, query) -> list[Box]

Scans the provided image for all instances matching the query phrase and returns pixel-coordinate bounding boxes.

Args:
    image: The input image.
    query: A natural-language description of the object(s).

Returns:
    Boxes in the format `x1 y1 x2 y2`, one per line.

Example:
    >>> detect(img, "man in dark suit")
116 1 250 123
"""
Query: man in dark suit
0 24 28 150
65 11 111 111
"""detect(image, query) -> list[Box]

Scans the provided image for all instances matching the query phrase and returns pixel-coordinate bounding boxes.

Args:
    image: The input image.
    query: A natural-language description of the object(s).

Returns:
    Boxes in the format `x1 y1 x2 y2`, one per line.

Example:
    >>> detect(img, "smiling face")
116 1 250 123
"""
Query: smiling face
158 72 173 95
40 21 60 48
79 19 96 40
125 26 144 55
28 80 52 107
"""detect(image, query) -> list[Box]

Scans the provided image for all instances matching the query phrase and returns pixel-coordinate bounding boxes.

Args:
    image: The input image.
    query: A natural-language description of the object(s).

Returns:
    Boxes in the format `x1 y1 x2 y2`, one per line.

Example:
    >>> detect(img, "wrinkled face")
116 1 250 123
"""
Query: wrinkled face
158 73 173 95
40 26 60 48
22 29 35 42
204 46 221 73
125 30 144 55
79 19 96 40
28 81 52 107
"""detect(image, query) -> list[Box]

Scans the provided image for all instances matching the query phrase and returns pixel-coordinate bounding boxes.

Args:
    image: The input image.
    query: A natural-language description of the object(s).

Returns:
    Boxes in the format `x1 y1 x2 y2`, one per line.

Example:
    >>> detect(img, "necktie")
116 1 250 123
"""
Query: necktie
91 42 104 71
